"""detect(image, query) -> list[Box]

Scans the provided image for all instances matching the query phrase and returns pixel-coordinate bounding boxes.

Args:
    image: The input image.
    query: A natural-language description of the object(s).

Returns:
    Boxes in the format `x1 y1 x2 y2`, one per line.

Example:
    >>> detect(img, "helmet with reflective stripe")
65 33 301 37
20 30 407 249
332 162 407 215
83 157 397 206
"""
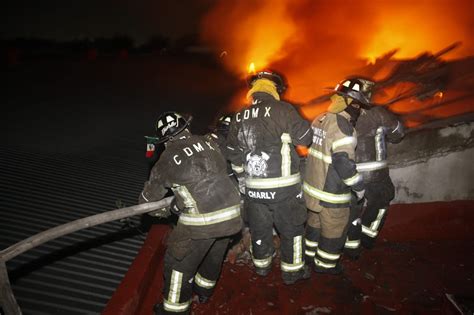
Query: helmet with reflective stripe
334 77 375 108
215 113 233 131
247 70 287 94
155 111 189 143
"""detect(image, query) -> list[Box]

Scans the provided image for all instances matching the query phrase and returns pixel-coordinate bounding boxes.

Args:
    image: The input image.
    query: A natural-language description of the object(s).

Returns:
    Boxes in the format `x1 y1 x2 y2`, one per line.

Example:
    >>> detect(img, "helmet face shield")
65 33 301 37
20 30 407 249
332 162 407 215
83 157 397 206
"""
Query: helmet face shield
155 112 189 143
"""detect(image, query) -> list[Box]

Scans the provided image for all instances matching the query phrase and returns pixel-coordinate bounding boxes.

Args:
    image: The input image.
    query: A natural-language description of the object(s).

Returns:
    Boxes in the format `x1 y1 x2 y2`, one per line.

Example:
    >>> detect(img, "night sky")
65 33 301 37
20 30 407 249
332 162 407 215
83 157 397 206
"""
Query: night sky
2 0 215 44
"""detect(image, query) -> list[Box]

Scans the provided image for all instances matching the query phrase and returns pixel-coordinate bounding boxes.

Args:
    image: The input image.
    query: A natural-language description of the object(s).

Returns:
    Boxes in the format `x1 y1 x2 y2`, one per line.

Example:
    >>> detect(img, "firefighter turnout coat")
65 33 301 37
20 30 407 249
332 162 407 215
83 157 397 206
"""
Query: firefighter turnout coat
139 131 242 239
346 106 404 248
304 111 364 209
355 106 404 181
226 92 313 202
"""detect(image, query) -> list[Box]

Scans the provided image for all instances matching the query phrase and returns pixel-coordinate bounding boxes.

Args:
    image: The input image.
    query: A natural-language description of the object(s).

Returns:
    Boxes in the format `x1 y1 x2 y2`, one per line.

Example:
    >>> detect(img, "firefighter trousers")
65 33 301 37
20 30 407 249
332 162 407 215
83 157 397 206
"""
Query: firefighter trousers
346 178 395 250
305 204 349 271
160 236 230 314
344 195 363 255
247 196 307 275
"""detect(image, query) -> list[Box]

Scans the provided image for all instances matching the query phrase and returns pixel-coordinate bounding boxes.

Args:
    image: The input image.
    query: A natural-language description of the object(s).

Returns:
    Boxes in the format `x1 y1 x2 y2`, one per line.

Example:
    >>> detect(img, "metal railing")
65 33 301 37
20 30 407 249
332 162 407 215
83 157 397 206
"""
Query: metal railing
0 197 173 315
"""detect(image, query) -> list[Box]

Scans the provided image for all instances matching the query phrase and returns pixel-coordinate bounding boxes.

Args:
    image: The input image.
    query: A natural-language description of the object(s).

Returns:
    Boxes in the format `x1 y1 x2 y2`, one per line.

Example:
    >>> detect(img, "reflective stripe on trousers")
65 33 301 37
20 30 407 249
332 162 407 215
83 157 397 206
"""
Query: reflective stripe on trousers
361 208 387 238
164 270 191 312
281 235 304 272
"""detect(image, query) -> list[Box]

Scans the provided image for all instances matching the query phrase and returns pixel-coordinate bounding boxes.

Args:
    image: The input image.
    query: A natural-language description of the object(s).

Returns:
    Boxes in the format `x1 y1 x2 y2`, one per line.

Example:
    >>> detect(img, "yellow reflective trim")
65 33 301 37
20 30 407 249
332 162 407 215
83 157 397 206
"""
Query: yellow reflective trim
163 299 191 312
343 173 362 186
308 147 332 164
179 205 240 226
252 255 272 268
305 239 318 248
314 259 336 269
195 273 216 289
281 261 304 272
305 250 316 257
362 225 378 238
303 182 351 204
344 238 361 249
250 244 273 268
356 160 388 172
231 163 244 173
246 173 301 189
317 248 340 261
370 208 387 231
293 235 303 265
332 136 357 150
168 270 183 303
281 133 292 143
281 133 291 177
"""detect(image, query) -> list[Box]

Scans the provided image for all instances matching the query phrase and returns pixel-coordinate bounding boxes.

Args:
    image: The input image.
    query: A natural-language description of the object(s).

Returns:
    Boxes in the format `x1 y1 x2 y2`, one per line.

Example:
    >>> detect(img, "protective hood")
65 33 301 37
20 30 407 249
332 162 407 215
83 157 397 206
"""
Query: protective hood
328 94 352 113
246 78 280 101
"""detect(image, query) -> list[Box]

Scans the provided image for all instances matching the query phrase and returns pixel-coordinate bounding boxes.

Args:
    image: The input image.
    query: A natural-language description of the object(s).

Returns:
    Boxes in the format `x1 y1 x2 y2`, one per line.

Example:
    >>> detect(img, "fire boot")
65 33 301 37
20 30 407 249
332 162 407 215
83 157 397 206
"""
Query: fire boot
153 303 190 315
255 266 272 277
282 264 311 285
313 236 345 275
197 294 210 304
314 262 344 275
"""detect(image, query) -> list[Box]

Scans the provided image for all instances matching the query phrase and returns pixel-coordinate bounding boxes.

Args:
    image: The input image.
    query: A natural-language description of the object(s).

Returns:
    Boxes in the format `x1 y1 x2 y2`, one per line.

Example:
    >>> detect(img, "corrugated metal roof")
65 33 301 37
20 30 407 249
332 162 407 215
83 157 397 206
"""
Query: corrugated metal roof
0 143 150 314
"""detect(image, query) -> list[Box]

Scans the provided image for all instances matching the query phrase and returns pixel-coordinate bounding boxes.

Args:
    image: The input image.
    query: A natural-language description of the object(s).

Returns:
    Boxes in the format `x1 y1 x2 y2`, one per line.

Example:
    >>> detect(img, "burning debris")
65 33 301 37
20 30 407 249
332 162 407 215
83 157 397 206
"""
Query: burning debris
200 1 474 127
303 42 474 127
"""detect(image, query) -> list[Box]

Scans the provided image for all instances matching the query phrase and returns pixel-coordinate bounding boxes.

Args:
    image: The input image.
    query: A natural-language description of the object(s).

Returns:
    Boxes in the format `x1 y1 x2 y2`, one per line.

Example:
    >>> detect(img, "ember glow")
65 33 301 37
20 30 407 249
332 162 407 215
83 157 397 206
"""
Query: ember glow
201 0 474 126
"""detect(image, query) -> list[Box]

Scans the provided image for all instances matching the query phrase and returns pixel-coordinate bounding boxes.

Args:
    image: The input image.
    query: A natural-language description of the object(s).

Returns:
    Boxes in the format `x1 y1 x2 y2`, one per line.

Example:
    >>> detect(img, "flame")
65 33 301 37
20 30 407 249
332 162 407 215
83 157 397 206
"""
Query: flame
435 91 444 99
248 62 256 74
201 0 474 124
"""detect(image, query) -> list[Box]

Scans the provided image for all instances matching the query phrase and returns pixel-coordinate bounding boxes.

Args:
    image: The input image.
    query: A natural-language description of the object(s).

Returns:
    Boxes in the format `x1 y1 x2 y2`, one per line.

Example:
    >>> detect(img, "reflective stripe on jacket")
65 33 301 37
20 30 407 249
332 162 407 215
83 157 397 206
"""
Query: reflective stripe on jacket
227 92 312 203
355 107 404 182
140 133 242 239
304 111 362 209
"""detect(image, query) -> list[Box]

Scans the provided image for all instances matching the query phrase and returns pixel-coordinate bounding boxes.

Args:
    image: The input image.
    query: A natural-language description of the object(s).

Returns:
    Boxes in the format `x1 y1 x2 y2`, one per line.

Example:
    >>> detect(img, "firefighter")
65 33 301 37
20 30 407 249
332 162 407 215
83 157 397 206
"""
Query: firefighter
204 113 236 181
139 112 242 315
205 114 233 149
226 70 313 285
303 77 368 274
344 81 405 258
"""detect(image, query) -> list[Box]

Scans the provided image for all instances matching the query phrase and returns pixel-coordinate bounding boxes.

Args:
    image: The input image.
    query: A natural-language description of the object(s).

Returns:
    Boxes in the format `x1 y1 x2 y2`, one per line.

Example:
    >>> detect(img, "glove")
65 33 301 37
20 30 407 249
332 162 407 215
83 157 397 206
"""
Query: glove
354 189 365 201
147 206 171 218
169 199 182 216
237 177 246 195
148 198 182 218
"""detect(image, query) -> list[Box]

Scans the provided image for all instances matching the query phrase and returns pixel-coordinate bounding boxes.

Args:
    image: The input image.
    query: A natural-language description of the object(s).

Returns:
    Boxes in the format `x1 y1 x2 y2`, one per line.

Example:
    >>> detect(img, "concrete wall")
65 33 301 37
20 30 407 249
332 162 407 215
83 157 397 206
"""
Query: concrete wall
388 121 474 203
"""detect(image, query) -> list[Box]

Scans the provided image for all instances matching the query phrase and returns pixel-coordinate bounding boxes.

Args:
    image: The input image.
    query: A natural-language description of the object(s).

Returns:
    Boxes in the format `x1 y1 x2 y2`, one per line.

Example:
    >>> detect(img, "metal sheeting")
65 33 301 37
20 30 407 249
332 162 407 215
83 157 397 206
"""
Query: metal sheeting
0 145 150 314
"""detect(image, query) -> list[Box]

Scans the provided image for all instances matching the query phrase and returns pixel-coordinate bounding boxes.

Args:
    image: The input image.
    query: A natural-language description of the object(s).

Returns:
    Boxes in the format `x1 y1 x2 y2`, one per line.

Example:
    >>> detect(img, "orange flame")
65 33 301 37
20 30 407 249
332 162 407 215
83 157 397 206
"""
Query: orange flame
248 62 256 74
201 0 474 124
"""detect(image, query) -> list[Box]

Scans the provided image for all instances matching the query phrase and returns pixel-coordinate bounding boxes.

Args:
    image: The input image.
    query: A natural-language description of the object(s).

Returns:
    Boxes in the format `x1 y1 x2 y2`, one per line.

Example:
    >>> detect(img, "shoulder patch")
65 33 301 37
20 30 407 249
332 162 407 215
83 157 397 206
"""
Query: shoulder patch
336 115 354 136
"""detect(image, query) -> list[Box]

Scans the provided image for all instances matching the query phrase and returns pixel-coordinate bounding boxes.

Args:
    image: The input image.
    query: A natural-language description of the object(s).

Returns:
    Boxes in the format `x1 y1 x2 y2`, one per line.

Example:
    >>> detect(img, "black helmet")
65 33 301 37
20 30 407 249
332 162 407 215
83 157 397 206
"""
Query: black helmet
334 77 375 108
155 111 189 143
215 114 233 131
247 70 287 94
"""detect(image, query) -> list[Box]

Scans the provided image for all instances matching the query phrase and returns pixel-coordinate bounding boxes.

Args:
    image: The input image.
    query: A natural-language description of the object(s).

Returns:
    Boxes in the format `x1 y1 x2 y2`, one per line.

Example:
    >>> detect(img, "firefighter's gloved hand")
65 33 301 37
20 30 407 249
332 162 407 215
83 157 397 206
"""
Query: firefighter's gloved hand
148 199 182 218
169 199 182 216
354 189 365 201
147 206 171 218
238 177 246 194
